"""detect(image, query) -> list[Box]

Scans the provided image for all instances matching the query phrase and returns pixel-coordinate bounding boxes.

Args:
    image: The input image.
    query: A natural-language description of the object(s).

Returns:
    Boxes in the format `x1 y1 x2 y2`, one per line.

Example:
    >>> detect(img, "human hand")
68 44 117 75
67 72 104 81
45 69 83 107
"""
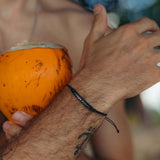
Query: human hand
3 111 33 140
81 4 160 104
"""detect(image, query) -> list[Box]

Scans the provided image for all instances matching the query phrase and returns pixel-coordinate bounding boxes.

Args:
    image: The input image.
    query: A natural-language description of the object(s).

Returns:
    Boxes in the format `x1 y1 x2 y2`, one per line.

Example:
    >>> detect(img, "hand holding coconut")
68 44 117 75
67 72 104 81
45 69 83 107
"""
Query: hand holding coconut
1 43 72 139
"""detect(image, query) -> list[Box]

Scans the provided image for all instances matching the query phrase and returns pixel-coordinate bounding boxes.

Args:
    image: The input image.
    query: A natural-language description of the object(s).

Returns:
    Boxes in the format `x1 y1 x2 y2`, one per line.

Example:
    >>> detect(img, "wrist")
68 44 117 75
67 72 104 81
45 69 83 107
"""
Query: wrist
69 68 124 112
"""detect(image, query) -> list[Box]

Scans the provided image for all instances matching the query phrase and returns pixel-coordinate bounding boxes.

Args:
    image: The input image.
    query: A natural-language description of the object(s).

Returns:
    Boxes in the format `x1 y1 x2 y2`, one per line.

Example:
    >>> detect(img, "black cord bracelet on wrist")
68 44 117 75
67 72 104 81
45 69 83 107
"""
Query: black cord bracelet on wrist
66 84 119 133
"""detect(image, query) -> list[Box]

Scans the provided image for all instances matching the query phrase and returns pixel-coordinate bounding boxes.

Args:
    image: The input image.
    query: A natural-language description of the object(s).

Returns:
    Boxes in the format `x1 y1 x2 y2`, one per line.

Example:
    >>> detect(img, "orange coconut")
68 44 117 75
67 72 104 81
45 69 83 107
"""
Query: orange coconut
0 42 72 123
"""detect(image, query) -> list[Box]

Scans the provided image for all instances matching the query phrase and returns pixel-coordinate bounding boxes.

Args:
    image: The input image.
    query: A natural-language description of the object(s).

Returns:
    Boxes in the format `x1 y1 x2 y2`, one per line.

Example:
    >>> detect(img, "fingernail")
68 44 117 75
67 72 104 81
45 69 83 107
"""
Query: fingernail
94 5 102 15
12 111 24 122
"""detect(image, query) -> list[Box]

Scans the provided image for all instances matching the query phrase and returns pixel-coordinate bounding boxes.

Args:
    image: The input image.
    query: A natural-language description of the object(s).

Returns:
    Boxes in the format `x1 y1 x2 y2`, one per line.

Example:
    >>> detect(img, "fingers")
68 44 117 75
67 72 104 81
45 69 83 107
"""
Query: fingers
3 121 22 140
132 17 159 34
12 111 33 126
3 111 33 140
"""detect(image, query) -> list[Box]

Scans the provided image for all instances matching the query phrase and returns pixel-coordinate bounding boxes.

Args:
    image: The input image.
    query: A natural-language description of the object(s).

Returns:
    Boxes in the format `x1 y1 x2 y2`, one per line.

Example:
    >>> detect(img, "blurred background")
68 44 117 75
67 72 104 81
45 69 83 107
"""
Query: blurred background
75 0 160 159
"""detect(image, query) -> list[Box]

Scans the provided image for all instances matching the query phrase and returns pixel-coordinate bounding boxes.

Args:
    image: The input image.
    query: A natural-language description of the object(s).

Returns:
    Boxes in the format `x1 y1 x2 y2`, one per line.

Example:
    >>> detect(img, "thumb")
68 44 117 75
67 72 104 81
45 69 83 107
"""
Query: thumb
79 4 109 71
89 4 109 42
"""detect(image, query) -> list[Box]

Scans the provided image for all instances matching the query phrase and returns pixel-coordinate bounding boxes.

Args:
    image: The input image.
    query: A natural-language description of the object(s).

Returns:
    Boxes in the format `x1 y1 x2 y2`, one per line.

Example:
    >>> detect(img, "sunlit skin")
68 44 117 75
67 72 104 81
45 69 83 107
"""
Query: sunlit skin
3 0 159 159
0 0 159 159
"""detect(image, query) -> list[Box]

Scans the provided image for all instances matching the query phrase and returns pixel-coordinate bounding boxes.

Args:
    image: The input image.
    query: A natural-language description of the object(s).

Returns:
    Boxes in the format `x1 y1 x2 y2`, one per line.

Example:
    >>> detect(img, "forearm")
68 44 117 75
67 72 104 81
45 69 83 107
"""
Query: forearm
91 101 133 160
2 70 115 160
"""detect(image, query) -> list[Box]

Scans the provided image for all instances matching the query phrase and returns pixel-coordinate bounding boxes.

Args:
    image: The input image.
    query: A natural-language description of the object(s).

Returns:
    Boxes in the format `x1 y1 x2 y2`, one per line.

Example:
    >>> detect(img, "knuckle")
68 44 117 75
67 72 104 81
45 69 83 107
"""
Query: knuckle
140 17 151 22
117 24 136 43
141 17 159 29
120 24 135 35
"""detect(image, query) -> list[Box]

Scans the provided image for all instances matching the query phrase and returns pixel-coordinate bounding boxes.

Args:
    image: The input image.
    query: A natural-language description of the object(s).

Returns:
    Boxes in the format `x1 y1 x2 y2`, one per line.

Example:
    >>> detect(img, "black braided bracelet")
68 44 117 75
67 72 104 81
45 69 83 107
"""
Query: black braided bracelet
66 84 119 133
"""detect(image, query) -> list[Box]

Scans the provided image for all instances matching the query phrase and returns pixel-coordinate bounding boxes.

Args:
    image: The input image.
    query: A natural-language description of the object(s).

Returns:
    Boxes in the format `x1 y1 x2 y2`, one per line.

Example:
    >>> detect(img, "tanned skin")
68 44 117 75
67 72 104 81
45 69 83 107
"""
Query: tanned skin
1 1 133 160
1 3 160 160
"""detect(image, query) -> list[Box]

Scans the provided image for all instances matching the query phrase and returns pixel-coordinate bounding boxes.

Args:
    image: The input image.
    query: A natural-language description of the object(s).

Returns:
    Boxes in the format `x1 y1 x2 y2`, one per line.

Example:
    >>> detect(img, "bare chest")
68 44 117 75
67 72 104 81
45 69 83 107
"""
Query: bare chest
0 10 92 71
